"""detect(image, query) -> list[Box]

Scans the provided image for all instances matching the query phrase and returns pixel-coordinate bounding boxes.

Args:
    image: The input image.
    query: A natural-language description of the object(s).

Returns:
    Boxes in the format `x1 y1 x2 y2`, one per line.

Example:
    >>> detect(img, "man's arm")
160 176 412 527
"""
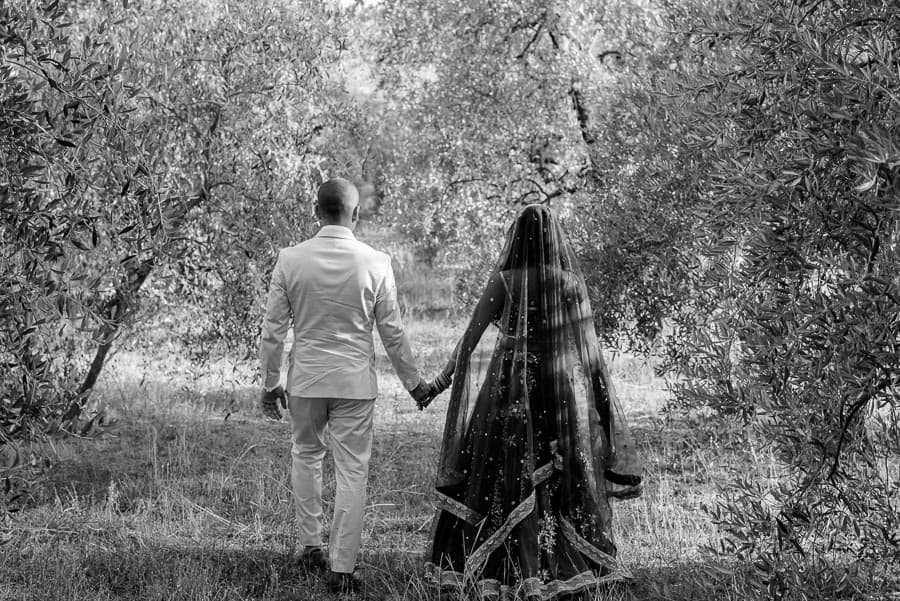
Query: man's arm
259 251 291 418
373 258 424 396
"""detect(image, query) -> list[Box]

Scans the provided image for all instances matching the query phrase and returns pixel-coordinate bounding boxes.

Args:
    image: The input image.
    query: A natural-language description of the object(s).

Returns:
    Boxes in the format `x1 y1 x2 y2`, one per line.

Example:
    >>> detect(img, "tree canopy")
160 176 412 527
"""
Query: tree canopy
2 0 899 595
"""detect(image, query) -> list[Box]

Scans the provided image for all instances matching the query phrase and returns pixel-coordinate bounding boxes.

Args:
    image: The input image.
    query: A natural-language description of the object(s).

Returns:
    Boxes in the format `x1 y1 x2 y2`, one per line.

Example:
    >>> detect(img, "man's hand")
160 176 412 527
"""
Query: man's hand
418 381 442 410
260 385 287 420
409 379 435 411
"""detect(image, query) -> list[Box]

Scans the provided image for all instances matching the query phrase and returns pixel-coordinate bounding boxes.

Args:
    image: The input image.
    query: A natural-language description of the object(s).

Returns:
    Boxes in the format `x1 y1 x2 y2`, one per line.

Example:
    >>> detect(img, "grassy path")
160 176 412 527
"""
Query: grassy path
1 319 765 600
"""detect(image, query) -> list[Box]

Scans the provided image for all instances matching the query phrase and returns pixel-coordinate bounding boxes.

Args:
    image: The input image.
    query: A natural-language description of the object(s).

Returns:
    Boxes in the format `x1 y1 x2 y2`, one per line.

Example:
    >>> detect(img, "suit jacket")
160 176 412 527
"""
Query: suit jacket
259 225 421 398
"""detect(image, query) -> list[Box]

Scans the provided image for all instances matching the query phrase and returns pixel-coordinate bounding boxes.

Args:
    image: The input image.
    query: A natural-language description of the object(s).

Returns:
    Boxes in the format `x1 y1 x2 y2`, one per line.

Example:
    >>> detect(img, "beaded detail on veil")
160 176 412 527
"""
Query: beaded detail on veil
426 205 642 600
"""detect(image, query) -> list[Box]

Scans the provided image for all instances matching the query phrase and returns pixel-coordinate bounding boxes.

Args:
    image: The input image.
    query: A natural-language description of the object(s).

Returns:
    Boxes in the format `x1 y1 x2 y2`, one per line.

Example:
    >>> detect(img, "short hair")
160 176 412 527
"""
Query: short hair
317 178 359 219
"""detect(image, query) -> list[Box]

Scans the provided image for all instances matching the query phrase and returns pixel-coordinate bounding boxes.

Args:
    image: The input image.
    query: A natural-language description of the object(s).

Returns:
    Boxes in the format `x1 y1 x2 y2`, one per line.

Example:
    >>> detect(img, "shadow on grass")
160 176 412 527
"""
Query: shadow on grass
361 549 751 601
10 419 761 601
36 412 289 510
78 544 315 600
73 543 745 601
10 532 885 601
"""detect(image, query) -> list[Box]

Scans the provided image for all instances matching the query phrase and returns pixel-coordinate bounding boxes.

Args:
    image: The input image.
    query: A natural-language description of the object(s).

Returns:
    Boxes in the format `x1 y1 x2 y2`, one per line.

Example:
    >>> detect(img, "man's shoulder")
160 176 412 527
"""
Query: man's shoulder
354 239 390 261
352 242 394 277
279 237 391 264
278 240 311 258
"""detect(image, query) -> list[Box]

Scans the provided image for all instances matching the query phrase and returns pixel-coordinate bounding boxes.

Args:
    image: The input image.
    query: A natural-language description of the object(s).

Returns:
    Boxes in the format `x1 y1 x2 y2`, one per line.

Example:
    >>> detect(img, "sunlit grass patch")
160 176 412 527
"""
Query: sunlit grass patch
1 315 797 600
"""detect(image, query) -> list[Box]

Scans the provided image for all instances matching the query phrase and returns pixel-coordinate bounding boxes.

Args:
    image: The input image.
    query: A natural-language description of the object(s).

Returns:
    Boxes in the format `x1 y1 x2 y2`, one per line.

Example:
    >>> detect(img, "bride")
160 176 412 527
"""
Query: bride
423 204 643 600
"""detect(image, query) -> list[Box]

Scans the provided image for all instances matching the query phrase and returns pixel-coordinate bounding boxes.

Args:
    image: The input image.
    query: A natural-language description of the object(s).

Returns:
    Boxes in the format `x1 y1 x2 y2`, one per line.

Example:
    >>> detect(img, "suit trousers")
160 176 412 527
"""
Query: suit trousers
288 395 375 573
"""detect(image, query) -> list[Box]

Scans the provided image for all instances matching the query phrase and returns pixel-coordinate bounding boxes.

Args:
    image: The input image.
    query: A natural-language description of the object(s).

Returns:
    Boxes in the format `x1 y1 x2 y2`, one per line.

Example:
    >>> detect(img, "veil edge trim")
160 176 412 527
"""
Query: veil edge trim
435 491 485 526
434 458 558 528
464 491 536 577
461 490 618 578
424 564 631 601
559 517 617 568
434 462 617 576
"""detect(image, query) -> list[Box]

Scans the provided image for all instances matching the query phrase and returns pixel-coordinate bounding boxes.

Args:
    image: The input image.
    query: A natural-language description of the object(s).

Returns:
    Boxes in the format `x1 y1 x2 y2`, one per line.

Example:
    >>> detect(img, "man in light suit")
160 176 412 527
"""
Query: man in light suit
259 178 431 594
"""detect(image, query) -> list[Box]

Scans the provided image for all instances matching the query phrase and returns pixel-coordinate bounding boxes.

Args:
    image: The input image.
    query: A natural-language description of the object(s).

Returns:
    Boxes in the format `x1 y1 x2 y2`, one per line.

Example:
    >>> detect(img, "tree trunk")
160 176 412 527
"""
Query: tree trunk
62 257 155 423
62 190 209 425
63 106 220 425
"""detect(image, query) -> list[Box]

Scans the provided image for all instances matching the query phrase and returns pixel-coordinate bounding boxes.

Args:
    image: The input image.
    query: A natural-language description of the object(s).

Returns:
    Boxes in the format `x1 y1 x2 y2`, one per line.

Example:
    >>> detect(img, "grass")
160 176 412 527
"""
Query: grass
0 318 859 600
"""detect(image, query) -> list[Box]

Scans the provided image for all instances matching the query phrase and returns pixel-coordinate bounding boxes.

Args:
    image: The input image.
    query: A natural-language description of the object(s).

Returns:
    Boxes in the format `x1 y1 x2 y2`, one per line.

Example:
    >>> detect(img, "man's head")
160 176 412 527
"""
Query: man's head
316 178 360 228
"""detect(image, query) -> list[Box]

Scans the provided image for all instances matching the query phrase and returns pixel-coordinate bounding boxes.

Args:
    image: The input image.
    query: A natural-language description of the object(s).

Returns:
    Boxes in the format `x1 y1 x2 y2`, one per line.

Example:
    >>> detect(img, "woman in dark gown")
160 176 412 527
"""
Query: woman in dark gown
424 204 643 600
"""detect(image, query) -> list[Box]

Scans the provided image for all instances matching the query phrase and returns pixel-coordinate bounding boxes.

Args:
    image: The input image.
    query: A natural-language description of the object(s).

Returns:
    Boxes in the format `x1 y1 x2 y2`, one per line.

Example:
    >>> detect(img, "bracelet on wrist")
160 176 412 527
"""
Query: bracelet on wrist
434 372 452 392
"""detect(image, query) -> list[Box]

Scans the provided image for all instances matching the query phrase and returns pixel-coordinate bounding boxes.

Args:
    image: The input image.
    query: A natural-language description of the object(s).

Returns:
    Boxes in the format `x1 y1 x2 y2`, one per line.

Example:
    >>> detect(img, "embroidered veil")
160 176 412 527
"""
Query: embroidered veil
426 204 642 600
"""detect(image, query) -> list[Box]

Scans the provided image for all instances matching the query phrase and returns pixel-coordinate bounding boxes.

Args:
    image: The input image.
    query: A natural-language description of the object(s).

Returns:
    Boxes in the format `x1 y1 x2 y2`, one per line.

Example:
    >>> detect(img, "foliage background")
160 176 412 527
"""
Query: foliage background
2 0 899 599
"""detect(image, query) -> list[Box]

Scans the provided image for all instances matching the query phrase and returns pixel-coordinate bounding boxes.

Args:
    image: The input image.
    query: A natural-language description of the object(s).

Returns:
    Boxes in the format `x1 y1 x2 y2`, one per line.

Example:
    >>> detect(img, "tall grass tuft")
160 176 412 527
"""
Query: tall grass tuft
3 316 891 600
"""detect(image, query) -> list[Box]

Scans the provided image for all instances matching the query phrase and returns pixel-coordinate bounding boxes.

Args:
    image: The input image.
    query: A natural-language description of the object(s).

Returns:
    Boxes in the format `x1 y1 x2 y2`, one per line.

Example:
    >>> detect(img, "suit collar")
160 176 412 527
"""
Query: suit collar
316 225 356 240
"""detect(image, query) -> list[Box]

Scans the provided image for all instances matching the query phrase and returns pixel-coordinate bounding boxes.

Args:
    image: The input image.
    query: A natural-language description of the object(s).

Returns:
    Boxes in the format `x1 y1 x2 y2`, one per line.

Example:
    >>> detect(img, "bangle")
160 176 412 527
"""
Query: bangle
434 372 452 392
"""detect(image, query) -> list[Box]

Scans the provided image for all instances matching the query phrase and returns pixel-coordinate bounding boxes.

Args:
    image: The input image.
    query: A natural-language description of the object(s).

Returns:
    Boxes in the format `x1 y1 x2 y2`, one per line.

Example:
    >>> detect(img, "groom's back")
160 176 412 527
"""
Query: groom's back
278 228 393 398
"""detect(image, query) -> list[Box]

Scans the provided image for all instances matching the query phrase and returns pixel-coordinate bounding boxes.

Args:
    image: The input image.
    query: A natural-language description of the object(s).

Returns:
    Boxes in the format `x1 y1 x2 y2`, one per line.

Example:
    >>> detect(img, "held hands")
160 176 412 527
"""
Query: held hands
260 385 287 420
411 372 453 411
409 379 435 411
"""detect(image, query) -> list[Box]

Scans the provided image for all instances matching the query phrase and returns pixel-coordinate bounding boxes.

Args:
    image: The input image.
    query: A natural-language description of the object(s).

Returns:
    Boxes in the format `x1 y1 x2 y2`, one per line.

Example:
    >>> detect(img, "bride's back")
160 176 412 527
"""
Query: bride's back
498 265 578 338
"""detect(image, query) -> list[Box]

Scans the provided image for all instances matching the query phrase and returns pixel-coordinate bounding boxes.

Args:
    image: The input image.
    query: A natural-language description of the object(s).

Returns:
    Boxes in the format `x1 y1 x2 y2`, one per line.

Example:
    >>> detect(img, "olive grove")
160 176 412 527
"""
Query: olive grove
2 0 362 496
2 0 898 597
363 0 900 596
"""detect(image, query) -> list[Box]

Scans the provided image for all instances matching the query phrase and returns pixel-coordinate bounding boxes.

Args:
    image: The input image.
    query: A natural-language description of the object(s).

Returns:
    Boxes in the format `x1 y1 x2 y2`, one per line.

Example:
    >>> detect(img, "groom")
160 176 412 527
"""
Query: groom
258 178 432 593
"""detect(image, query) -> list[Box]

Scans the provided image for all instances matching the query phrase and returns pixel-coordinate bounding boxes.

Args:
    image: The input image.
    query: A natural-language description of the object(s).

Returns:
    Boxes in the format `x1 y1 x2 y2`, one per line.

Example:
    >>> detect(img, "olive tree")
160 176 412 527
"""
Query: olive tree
2 0 360 511
623 0 900 595
363 0 667 303
363 0 900 596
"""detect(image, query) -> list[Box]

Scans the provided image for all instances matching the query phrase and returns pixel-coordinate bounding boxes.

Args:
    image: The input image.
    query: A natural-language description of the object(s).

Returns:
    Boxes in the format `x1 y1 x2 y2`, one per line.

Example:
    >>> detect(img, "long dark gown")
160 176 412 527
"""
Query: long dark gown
425 205 642 600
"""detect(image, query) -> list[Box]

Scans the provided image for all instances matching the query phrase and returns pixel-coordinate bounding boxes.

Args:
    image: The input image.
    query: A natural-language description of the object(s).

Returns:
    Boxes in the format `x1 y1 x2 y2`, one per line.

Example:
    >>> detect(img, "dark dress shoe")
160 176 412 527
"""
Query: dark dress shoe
326 570 362 593
299 546 328 571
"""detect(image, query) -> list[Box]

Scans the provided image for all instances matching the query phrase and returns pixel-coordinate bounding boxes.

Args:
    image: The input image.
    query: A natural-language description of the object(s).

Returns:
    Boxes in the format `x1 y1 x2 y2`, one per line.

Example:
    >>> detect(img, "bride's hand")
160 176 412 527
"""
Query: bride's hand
417 373 453 411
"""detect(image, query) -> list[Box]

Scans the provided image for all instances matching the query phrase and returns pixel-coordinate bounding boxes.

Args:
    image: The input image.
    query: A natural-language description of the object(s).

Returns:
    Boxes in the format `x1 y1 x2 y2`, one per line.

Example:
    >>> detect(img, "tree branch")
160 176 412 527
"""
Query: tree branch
516 22 544 59
569 85 596 147
598 50 623 63
827 374 895 480
64 104 222 425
